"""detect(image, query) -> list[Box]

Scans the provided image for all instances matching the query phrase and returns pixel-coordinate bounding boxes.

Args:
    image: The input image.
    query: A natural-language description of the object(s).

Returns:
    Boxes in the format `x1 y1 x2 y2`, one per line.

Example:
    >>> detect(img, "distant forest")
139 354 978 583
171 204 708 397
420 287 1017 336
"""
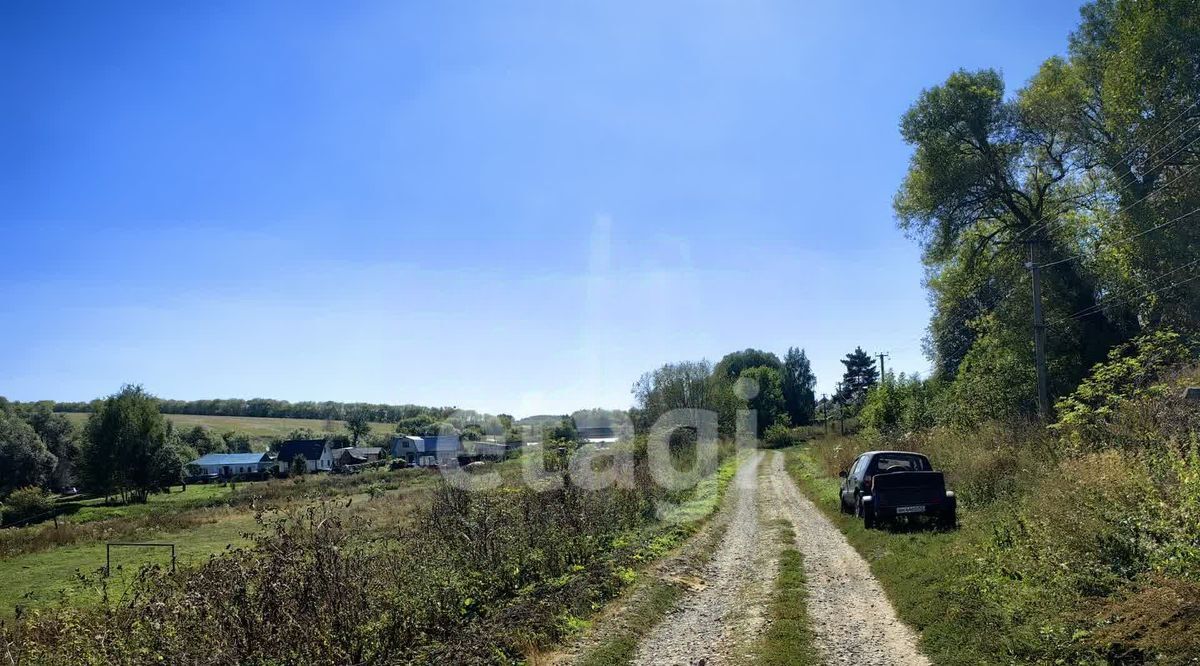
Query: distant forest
48 397 459 423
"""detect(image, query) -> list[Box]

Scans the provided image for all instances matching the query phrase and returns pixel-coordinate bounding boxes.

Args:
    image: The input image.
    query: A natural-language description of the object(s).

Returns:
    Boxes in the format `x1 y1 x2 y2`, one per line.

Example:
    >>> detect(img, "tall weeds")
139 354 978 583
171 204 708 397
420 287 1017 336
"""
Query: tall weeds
0 459 681 664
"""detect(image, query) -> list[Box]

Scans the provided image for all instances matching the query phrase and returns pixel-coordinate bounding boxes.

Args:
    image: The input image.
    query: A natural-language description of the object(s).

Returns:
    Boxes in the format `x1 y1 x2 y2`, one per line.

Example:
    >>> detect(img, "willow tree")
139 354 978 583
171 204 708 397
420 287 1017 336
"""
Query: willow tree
895 68 1113 413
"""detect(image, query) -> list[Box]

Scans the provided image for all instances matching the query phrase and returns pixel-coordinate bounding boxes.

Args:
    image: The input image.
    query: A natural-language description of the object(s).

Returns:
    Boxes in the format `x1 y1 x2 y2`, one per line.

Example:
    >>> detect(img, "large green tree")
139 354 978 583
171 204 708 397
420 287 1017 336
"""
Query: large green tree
82 385 174 503
781 347 817 425
837 347 878 405
738 366 789 436
896 1 1200 425
896 69 1126 415
24 405 79 490
344 409 372 446
0 414 57 497
631 360 718 433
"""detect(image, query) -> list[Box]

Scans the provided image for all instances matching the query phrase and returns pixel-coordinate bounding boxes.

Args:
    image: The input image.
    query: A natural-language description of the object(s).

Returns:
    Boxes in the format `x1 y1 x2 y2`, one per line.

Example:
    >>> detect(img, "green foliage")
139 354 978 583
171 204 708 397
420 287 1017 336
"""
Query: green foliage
761 423 802 450
631 360 720 433
223 432 254 453
781 347 817 426
81 385 174 504
938 319 1038 429
712 348 782 381
1053 329 1197 450
859 373 941 436
895 0 1200 423
179 424 225 455
0 486 54 526
0 414 57 497
739 366 789 436
543 417 579 444
22 407 79 490
343 408 372 446
836 346 877 405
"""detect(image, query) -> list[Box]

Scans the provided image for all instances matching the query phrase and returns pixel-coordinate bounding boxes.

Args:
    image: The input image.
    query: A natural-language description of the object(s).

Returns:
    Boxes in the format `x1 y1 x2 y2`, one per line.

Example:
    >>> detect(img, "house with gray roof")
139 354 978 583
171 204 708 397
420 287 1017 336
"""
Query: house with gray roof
186 452 275 479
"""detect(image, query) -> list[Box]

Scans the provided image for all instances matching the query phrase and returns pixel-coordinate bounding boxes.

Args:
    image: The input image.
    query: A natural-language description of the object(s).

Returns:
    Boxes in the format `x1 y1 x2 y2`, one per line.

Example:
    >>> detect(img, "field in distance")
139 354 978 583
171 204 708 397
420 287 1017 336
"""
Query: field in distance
59 412 397 440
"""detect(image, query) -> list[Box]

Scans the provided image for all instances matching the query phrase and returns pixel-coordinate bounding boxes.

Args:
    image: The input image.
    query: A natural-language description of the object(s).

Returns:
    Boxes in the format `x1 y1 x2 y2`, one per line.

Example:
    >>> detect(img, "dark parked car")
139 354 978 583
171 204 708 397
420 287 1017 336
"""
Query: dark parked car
838 450 956 529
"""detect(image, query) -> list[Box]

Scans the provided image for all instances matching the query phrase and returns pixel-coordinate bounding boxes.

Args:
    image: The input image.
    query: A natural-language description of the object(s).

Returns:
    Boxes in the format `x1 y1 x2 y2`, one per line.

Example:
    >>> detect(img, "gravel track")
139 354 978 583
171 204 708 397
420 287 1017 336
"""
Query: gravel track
768 453 931 666
569 451 929 666
630 451 774 666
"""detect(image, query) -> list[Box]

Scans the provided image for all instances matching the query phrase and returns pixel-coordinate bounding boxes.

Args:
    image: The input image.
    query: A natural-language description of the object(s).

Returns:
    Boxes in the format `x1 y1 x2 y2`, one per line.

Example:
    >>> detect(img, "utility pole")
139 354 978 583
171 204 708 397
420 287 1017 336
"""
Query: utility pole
835 382 845 436
1027 241 1051 420
876 352 889 384
820 393 828 435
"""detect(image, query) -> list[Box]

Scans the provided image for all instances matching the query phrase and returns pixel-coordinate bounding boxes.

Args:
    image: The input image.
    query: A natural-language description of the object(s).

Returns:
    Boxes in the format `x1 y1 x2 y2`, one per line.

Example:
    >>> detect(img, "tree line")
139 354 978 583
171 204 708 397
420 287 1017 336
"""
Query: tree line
50 397 459 424
629 345 877 441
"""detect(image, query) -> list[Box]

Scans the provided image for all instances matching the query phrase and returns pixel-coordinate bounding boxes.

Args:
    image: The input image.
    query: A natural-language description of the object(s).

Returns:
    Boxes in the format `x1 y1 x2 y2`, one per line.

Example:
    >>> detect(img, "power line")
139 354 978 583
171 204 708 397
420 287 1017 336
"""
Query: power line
1039 204 1200 269
1047 261 1200 327
1103 116 1200 195
1051 257 1200 323
1016 125 1200 244
1108 98 1200 174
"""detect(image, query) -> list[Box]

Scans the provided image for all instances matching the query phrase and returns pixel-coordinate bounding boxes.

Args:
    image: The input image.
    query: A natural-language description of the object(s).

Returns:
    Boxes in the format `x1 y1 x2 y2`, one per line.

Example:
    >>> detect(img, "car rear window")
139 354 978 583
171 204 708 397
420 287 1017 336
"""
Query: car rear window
872 454 930 473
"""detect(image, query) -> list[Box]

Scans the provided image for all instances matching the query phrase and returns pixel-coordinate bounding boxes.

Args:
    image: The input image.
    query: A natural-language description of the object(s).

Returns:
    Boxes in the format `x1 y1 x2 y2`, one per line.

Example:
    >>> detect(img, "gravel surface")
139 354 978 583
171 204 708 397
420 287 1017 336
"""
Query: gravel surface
631 451 775 666
769 453 931 666
565 451 930 666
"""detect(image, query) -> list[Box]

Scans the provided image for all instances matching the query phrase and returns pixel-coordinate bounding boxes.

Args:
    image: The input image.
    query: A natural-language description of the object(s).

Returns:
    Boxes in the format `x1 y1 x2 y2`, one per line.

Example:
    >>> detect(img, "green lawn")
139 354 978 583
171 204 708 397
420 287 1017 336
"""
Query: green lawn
59 484 235 524
0 510 258 617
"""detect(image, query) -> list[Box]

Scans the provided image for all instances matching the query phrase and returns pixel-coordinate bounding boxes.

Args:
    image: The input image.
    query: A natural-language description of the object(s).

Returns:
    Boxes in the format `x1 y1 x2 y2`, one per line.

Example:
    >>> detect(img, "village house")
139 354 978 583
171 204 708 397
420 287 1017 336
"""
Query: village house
331 446 384 469
390 434 463 467
472 439 516 460
186 452 275 480
276 439 334 474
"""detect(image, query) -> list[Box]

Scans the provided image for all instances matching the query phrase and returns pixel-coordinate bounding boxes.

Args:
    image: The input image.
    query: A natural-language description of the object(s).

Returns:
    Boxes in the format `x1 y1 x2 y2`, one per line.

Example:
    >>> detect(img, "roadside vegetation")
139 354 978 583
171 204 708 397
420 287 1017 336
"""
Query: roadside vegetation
775 1 1200 663
0 439 739 664
789 350 1200 664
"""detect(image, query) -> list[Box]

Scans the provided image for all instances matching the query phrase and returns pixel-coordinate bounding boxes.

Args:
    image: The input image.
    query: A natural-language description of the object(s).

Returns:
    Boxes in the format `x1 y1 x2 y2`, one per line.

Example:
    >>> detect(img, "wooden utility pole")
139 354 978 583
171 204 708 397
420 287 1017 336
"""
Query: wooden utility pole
876 352 889 383
1027 242 1051 420
820 393 828 435
835 382 845 435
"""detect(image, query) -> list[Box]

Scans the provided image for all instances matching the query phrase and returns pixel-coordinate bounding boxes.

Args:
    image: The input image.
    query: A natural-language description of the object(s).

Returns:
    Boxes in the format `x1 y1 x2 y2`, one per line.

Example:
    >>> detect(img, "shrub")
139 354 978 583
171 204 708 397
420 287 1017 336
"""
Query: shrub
762 424 800 449
1053 330 1197 452
1 486 54 526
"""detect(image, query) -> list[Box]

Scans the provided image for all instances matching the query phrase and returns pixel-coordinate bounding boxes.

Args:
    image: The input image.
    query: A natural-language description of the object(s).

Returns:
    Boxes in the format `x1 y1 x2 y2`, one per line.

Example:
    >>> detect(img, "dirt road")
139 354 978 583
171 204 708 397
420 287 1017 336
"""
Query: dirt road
625 451 930 666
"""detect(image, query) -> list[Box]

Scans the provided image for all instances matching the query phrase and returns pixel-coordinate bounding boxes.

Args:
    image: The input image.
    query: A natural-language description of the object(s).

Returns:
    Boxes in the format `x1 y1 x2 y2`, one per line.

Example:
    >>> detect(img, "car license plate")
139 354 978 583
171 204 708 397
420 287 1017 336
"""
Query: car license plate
896 505 925 514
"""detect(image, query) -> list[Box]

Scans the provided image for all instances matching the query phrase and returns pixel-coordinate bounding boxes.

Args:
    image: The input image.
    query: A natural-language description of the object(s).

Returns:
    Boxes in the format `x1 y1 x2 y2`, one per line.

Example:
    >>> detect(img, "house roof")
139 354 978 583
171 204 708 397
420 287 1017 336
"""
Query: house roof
189 452 271 466
392 434 461 452
277 439 330 462
418 435 461 453
333 447 382 458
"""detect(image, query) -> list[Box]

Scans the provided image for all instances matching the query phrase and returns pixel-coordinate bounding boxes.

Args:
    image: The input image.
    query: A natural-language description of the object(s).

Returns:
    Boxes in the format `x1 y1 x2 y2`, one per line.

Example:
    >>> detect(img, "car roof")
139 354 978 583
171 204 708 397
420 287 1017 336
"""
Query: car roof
858 450 929 458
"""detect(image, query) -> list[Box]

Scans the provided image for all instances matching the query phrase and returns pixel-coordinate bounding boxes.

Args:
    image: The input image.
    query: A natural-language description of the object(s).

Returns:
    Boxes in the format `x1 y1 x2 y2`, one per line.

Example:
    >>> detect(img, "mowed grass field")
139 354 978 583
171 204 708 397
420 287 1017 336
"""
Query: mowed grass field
59 412 397 441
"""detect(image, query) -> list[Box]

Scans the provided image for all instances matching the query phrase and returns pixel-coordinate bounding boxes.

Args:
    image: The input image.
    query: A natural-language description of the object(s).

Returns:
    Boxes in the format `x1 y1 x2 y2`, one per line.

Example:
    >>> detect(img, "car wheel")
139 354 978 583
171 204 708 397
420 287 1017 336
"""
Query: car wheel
938 506 957 530
857 496 876 529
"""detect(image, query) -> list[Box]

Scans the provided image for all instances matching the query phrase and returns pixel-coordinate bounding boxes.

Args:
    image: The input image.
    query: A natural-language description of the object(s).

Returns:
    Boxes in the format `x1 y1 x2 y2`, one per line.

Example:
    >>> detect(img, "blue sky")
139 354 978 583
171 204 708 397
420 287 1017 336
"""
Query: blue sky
1 1 1085 416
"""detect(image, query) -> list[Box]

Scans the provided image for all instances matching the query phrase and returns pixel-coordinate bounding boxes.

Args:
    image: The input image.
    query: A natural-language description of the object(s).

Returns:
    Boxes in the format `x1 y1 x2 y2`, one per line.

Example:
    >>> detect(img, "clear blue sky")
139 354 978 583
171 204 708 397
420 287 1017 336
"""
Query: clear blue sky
1 1 1084 417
